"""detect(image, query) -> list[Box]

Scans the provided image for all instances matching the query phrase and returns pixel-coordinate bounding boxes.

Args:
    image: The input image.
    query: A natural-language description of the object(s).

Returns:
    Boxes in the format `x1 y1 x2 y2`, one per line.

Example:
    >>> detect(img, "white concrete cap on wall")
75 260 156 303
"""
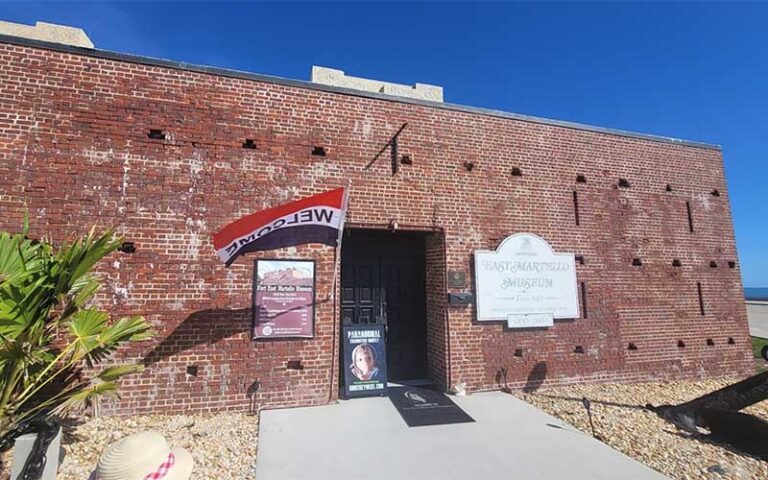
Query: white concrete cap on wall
0 20 94 48
311 65 443 102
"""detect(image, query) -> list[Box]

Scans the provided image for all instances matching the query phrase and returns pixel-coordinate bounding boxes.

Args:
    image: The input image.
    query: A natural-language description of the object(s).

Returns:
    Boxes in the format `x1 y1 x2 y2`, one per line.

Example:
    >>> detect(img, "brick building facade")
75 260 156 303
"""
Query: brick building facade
0 35 753 415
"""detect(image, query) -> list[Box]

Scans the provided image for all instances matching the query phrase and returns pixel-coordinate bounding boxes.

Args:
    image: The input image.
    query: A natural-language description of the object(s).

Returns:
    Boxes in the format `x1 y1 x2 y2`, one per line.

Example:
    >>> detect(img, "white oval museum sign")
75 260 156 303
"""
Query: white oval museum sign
474 233 579 326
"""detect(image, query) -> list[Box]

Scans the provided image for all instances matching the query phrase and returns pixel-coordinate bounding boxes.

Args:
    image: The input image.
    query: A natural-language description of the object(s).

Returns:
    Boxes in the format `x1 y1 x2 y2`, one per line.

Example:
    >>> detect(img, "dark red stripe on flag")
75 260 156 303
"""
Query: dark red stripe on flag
228 225 338 266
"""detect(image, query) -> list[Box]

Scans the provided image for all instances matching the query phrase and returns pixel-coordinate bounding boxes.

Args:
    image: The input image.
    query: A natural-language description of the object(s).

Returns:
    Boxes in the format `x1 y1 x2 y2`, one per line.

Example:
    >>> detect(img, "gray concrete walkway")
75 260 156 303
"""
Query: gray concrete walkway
747 301 768 339
256 391 666 479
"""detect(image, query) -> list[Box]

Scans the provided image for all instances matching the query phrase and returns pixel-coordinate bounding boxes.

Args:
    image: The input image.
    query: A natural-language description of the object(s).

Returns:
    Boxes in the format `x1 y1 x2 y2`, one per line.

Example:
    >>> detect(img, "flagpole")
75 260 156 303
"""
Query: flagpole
328 183 350 403
330 183 350 300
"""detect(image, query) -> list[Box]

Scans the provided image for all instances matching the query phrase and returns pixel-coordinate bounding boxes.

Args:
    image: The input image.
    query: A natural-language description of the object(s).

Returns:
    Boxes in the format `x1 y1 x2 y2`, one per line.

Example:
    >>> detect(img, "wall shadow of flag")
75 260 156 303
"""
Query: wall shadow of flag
142 308 253 367
140 308 256 412
142 296 332 367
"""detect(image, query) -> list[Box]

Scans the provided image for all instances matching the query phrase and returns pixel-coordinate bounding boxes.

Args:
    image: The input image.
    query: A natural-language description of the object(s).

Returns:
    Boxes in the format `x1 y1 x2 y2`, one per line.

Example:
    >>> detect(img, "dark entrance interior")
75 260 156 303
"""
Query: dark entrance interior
341 229 428 381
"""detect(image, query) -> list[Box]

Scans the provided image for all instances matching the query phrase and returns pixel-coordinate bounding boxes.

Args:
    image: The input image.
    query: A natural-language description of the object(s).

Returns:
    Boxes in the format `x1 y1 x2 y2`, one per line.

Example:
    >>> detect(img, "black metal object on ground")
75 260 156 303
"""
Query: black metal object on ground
581 397 601 439
19 417 60 480
0 415 60 479
388 386 475 427
647 371 768 461
679 371 768 413
699 408 768 460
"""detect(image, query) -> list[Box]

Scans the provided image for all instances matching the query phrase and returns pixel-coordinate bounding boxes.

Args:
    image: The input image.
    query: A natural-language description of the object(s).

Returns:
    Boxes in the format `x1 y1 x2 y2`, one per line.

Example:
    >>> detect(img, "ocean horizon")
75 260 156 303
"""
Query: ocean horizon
745 287 768 300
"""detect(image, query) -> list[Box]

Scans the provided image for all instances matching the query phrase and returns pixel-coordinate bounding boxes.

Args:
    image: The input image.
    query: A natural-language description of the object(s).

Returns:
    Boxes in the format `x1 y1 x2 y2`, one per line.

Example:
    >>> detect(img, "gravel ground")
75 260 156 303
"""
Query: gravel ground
2 380 764 479
514 380 768 480
53 412 259 480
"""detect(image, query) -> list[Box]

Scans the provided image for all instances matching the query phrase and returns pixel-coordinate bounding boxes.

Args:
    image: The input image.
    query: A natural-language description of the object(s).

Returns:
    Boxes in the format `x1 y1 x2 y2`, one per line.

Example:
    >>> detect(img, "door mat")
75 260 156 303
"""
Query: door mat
388 386 475 427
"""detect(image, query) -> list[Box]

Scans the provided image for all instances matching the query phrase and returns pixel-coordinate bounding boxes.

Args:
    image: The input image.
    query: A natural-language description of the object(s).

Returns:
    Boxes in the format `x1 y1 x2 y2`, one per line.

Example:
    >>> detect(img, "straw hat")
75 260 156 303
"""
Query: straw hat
91 431 194 480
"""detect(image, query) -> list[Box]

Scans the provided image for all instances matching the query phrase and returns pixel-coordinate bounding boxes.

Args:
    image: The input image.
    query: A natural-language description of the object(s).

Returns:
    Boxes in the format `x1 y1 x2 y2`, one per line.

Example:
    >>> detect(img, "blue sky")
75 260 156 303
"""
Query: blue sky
2 2 767 286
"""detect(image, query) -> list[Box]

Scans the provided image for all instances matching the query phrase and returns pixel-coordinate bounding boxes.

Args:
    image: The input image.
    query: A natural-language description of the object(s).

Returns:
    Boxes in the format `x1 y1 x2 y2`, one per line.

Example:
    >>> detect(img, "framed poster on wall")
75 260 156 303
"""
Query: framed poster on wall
252 259 315 339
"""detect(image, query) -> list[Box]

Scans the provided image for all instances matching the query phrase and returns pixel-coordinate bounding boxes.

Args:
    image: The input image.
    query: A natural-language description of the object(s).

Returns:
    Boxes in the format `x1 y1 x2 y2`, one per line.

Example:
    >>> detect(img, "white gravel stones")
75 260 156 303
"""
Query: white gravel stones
514 380 768 480
55 412 259 480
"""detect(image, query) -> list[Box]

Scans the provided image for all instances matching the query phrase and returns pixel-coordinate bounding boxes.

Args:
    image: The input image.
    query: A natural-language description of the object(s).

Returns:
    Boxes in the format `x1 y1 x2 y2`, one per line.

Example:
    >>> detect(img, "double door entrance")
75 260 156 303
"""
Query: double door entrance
341 230 428 382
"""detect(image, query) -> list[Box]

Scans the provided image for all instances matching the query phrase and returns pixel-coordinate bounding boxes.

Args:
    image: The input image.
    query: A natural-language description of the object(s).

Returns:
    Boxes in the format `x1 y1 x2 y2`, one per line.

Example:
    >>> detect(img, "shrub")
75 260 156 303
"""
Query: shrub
0 219 152 451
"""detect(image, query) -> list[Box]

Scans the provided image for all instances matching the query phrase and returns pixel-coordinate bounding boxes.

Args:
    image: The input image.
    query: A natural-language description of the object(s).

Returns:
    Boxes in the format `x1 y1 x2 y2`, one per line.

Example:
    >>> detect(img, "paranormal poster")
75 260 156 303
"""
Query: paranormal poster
253 259 315 339
342 324 388 398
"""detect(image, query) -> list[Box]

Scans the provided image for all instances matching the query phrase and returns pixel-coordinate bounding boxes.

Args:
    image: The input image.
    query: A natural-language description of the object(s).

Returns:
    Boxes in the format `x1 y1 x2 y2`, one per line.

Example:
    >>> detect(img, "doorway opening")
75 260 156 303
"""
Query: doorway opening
340 229 429 384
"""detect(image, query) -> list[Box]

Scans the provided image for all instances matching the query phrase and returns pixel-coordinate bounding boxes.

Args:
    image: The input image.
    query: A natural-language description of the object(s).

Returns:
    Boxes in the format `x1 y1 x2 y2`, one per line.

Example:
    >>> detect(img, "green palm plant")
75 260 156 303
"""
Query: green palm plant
0 219 152 449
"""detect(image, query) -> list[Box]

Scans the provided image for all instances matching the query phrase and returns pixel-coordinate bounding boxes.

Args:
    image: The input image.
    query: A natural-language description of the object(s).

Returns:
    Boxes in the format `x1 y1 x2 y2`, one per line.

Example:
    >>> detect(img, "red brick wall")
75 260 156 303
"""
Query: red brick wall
425 231 449 389
0 41 753 414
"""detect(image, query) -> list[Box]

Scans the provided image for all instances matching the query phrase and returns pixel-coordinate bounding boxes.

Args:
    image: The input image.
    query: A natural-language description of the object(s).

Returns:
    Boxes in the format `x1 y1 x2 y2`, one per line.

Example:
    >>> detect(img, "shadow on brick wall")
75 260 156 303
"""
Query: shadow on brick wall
142 308 252 367
523 361 548 393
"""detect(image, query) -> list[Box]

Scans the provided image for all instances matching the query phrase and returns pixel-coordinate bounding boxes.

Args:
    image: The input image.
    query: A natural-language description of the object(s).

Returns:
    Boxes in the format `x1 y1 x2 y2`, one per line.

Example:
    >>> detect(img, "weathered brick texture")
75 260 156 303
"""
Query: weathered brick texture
0 39 753 415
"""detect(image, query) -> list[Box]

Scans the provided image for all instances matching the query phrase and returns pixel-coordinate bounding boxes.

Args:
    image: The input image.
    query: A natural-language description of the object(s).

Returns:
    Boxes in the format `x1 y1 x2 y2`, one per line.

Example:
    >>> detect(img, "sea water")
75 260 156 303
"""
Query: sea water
744 287 768 300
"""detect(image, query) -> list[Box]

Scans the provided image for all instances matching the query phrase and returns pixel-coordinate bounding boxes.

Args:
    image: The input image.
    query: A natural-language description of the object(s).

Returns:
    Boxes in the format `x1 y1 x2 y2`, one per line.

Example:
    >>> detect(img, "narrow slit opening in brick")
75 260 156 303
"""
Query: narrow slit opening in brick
677 340 686 348
576 174 587 184
711 189 720 197
687 201 694 233
243 139 256 149
706 338 715 346
632 258 643 267
573 191 580 226
618 178 630 188
697 282 705 316
148 129 165 140
511 167 523 176
728 337 735 345
311 146 326 156
628 342 638 350
672 259 682 267
710 261 718 268
580 281 588 319
574 346 584 354
728 261 736 268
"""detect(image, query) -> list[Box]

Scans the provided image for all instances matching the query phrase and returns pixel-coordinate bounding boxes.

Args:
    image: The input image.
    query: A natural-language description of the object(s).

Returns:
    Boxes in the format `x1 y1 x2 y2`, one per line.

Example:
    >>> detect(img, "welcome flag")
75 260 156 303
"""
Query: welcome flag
212 188 347 267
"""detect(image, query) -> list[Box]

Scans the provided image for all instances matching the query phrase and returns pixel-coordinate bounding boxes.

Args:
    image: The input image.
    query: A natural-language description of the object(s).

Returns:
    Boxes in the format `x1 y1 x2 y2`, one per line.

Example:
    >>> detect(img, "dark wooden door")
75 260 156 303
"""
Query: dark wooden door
341 258 382 326
341 231 427 381
381 256 427 380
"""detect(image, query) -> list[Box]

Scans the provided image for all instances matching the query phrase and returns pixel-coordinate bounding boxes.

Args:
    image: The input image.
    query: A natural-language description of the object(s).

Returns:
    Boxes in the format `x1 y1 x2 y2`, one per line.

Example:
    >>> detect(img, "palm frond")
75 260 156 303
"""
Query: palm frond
59 275 101 323
49 381 119 417
97 363 145 382
67 308 110 359
87 316 153 365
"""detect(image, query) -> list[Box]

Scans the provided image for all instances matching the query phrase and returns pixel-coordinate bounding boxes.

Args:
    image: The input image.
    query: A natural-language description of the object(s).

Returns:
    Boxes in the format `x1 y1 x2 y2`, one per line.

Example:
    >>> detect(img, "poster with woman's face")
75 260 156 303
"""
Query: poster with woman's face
342 324 388 398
